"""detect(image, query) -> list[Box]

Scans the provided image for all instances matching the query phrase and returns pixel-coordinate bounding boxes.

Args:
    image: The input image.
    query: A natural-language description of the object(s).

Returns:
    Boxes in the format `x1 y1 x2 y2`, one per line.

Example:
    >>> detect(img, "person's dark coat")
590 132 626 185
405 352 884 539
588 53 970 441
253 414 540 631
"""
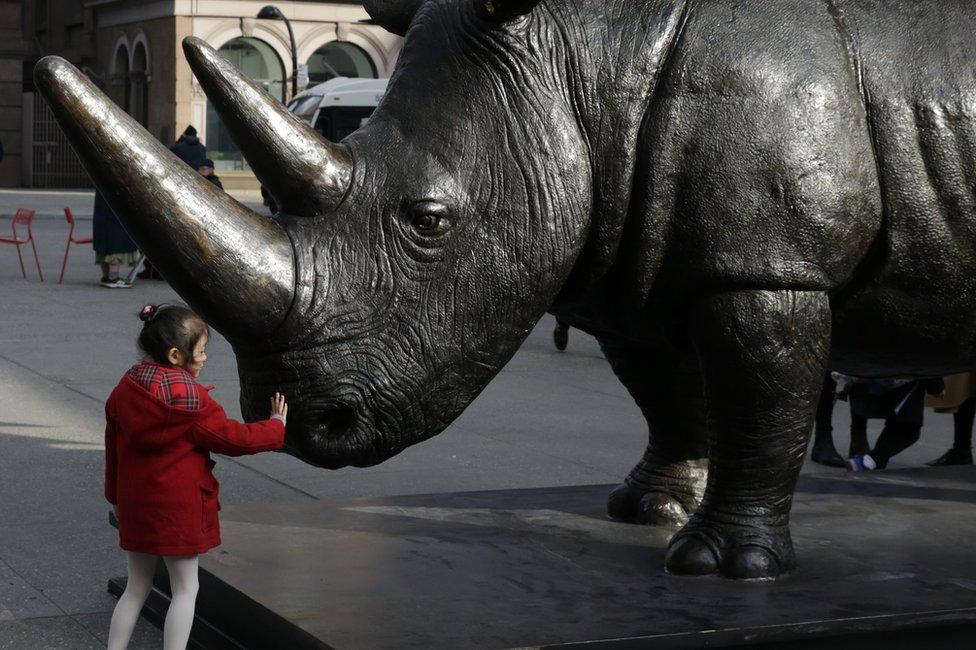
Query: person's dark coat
92 190 137 255
203 173 223 190
170 134 207 170
850 378 945 427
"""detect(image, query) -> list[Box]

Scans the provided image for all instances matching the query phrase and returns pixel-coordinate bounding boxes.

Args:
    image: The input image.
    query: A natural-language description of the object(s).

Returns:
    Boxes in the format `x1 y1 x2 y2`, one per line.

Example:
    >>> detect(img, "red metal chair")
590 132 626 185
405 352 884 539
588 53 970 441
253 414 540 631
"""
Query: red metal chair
59 207 93 284
0 208 43 281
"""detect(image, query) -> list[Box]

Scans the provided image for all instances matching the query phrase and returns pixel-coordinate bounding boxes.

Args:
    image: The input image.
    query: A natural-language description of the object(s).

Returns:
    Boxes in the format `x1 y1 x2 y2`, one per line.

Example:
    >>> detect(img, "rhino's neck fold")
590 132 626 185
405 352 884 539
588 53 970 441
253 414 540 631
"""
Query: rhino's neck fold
553 0 691 302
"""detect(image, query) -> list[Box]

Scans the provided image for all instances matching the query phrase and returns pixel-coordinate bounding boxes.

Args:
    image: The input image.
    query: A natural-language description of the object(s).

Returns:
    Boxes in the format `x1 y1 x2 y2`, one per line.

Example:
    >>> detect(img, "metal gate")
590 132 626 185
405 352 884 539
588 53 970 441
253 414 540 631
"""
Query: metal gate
21 92 92 188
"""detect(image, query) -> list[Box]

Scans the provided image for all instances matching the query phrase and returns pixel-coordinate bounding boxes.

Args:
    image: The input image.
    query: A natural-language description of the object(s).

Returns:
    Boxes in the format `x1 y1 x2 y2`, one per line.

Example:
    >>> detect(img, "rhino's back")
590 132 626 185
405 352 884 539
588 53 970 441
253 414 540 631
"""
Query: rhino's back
829 0 976 374
631 0 882 300
610 0 976 374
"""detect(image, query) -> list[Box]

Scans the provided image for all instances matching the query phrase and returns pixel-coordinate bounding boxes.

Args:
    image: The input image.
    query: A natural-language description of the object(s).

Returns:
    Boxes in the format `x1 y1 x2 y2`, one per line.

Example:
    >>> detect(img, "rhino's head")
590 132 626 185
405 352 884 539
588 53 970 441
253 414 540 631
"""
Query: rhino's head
35 0 592 468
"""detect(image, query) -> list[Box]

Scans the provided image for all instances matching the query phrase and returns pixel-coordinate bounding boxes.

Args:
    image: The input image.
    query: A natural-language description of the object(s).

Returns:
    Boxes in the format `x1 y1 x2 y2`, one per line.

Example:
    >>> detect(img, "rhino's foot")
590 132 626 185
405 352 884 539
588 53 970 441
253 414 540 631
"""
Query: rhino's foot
607 483 694 527
664 515 795 580
606 459 708 527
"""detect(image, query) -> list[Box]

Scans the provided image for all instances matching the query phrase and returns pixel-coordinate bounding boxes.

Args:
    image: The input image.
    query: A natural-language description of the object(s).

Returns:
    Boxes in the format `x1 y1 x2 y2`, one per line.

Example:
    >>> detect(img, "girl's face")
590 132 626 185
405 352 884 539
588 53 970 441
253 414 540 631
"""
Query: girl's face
167 331 209 376
184 332 208 377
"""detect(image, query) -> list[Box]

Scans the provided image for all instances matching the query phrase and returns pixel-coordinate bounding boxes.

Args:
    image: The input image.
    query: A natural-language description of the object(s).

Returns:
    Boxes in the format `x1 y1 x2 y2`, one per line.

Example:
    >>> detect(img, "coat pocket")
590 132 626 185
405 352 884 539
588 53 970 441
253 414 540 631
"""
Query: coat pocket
200 485 219 532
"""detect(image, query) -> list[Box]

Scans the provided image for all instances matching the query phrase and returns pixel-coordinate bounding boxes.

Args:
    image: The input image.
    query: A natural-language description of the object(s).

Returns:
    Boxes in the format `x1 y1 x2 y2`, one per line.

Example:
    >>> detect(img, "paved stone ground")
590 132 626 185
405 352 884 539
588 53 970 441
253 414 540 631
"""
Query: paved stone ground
0 189 961 647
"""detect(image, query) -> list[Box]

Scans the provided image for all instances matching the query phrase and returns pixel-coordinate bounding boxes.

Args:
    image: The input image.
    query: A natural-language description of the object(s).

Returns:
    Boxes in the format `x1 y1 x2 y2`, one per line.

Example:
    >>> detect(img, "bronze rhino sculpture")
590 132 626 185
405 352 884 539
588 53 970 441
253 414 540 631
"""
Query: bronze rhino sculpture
35 0 976 579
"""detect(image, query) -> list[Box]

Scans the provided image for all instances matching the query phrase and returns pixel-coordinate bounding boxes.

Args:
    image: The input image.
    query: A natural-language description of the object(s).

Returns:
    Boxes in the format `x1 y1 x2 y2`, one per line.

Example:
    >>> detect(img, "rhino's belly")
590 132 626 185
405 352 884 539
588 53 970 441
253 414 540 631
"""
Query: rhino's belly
830 284 976 377
826 0 976 377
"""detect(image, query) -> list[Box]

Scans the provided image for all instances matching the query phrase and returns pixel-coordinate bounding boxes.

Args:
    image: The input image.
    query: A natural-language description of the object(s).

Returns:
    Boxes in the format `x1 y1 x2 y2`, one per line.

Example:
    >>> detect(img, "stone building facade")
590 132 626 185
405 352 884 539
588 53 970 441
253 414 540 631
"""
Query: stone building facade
0 1 33 187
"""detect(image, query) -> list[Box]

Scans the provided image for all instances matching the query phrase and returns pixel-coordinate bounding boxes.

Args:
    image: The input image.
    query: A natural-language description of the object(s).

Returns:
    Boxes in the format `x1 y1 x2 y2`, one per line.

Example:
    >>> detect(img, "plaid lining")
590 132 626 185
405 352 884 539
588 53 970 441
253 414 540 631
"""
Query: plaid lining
128 361 202 411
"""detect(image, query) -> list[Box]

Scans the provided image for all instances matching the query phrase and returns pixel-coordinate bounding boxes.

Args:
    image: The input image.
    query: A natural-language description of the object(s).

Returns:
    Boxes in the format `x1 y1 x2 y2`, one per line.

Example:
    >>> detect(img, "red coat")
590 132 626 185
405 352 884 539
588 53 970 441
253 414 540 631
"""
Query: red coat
105 364 285 555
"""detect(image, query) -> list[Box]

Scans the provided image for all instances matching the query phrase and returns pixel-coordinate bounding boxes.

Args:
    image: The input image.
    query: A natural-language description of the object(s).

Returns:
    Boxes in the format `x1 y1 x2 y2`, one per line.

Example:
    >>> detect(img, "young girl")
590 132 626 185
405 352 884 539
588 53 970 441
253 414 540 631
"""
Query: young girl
105 304 287 650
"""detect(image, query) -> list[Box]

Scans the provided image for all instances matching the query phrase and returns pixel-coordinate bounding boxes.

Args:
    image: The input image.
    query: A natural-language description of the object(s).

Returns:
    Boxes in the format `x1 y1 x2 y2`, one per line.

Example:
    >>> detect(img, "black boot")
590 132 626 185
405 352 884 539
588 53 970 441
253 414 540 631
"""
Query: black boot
811 437 846 467
553 322 569 351
926 447 974 467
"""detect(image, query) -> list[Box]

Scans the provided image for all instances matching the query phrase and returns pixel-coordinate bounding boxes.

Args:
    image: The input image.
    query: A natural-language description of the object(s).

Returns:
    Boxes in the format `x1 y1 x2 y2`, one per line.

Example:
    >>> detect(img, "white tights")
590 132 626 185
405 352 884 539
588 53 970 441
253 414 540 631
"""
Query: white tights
107 551 199 650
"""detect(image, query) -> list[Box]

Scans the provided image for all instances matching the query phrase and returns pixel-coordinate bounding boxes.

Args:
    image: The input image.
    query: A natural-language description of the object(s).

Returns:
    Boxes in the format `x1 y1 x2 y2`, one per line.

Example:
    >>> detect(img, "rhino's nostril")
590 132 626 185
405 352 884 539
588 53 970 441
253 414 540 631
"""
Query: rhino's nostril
318 404 357 438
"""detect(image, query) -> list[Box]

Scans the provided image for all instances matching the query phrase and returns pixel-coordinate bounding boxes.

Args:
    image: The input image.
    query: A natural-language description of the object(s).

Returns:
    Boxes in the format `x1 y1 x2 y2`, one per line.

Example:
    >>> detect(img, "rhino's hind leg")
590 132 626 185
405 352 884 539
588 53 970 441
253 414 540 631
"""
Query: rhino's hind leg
666 290 830 579
599 335 710 527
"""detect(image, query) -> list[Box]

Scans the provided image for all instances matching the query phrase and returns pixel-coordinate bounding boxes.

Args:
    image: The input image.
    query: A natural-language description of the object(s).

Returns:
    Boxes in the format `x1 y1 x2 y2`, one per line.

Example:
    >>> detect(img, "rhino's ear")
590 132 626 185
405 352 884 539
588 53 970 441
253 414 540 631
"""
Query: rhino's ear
364 0 424 36
482 0 542 22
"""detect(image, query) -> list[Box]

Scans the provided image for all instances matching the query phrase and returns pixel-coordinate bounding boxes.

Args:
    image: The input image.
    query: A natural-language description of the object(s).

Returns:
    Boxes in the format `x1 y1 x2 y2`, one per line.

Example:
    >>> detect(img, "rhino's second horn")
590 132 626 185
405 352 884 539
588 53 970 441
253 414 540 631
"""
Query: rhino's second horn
182 37 353 217
32 56 295 341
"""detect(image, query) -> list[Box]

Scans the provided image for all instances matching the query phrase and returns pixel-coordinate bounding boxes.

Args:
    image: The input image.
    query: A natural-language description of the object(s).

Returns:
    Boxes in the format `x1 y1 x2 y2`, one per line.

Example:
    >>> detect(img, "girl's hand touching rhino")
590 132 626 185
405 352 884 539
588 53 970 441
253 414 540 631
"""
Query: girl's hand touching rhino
270 392 288 425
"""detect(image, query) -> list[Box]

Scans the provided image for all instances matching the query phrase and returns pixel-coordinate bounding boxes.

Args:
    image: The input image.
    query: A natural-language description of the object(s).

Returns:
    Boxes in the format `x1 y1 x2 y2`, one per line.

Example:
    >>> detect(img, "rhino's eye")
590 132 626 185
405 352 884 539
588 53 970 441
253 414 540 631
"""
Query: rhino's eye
406 201 451 237
412 213 441 232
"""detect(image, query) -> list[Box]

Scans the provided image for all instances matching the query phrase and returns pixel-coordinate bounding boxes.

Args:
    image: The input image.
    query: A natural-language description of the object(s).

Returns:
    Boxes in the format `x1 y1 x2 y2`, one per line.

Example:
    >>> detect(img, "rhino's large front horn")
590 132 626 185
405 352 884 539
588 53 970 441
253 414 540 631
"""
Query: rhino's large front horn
33 56 295 341
182 37 352 217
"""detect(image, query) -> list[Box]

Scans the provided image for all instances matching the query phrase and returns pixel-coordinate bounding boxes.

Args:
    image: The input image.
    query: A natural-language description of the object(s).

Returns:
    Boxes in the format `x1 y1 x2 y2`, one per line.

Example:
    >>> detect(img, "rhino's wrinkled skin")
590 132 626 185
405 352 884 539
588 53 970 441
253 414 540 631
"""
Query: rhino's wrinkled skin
35 0 976 579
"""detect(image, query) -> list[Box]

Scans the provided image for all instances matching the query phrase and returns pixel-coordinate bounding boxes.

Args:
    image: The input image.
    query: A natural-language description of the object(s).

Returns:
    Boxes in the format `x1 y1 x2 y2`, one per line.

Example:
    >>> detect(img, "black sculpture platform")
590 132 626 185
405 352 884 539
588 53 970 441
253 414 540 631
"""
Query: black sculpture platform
111 466 976 649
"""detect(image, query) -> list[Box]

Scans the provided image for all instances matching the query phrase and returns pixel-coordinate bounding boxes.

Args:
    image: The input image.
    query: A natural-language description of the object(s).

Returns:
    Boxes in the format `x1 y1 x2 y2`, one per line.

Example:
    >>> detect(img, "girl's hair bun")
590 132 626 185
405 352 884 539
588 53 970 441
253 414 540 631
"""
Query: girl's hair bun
139 304 158 324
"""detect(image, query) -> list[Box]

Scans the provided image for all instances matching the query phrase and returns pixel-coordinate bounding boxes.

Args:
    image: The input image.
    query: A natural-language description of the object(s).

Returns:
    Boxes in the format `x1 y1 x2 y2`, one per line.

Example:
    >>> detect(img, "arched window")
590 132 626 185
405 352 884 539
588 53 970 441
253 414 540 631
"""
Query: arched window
206 38 285 170
112 44 130 112
130 42 149 127
307 42 377 86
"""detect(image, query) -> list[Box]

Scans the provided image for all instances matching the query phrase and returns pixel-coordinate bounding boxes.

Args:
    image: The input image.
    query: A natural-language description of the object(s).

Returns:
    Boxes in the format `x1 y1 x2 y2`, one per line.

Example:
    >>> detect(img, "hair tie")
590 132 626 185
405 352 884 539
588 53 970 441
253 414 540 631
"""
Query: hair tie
139 304 158 325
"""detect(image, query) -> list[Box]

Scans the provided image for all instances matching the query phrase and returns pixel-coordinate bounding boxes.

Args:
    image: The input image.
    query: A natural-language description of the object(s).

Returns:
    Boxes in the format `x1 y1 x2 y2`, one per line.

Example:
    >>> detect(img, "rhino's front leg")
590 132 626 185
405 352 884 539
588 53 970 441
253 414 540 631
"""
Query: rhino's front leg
665 290 830 579
599 335 709 527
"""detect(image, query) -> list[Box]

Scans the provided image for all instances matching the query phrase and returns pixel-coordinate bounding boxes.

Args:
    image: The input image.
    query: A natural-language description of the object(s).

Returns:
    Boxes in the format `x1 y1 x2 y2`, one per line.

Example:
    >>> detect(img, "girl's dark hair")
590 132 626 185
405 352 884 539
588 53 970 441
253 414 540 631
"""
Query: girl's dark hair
137 304 210 365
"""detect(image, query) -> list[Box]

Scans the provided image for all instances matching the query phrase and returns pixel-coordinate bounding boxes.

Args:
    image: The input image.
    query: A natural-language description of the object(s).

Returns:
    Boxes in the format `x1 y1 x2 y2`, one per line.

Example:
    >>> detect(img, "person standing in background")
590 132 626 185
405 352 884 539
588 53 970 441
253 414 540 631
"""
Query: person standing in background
198 159 223 190
810 373 847 467
553 319 570 351
926 372 976 466
170 125 207 170
845 377 945 471
93 190 139 288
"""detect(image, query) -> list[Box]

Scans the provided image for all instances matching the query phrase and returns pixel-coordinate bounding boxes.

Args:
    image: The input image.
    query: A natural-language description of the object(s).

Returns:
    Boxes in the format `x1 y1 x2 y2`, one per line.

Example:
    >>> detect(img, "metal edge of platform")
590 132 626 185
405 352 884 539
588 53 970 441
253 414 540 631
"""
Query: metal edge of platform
110 570 976 650
108 562 333 650
540 608 976 649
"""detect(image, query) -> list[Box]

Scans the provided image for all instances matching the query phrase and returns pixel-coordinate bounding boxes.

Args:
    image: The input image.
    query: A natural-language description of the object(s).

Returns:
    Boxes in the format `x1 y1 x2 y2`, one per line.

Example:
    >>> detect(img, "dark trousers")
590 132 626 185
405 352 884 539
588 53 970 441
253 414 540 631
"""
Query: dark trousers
849 414 921 469
814 374 836 441
953 397 975 451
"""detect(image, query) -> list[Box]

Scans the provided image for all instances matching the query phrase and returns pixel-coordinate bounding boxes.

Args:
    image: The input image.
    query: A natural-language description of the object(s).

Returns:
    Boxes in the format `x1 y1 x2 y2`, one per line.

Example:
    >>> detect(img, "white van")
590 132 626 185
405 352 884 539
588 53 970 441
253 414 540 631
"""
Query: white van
286 77 389 141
